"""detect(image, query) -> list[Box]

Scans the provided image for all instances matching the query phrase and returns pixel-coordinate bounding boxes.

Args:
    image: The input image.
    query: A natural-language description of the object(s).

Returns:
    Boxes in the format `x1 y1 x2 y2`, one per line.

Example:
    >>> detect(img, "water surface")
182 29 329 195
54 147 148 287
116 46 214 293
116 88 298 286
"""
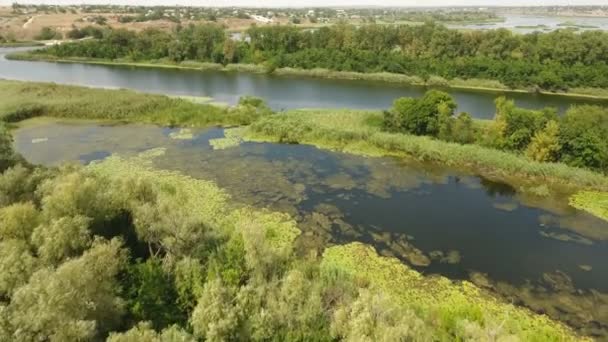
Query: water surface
449 14 608 33
2 47 608 119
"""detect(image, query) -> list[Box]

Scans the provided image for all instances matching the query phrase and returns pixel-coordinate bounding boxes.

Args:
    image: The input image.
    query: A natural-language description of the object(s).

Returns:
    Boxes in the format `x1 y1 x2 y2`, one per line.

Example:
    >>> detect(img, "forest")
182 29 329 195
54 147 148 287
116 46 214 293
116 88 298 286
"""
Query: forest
35 22 608 91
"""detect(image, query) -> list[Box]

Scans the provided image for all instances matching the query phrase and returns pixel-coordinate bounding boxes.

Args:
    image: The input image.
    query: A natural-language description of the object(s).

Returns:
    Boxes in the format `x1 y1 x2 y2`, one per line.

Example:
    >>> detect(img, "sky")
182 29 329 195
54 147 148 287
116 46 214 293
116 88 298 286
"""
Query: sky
1 0 607 7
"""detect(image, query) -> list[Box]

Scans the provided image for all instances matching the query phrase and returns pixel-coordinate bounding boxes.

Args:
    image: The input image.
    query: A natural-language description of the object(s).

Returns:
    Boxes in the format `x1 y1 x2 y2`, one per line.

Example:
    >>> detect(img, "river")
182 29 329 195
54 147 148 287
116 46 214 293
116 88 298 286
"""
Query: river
2 47 608 119
12 117 608 338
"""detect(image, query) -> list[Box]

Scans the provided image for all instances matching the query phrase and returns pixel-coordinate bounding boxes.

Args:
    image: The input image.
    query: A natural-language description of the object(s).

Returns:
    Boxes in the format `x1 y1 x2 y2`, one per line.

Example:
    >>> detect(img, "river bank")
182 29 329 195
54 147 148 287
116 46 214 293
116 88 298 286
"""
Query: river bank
8 51 608 101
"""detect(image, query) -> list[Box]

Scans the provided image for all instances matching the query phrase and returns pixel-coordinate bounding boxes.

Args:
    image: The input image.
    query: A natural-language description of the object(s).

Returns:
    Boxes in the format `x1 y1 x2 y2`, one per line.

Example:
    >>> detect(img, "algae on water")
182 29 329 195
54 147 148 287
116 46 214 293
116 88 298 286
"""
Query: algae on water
209 128 245 150
569 191 608 223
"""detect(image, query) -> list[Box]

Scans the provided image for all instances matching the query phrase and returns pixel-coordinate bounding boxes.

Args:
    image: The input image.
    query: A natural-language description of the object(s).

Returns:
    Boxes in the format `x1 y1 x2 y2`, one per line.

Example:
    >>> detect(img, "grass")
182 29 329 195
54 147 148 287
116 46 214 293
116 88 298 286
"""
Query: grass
322 243 585 341
0 41 44 47
243 109 608 194
0 80 263 127
9 52 608 100
569 191 608 222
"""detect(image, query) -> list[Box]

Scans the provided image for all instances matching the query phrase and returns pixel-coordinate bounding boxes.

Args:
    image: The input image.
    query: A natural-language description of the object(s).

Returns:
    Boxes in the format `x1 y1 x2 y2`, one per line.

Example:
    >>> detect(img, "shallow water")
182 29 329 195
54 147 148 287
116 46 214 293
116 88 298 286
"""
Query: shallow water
13 118 608 337
449 14 608 33
2 47 608 119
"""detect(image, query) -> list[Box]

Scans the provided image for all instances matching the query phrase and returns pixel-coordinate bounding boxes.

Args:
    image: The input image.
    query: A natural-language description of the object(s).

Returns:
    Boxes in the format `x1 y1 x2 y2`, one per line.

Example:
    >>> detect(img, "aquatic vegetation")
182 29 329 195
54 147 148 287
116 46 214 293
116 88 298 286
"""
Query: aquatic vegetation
208 128 244 150
538 213 608 242
245 109 608 194
539 230 593 246
493 202 519 212
169 129 195 140
429 250 462 264
569 191 608 223
469 271 608 339
322 243 584 341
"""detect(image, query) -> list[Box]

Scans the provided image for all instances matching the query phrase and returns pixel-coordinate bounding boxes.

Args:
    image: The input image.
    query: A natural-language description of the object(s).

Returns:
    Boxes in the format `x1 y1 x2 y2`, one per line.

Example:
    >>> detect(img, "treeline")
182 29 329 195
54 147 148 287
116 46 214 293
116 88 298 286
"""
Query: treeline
39 23 608 91
383 90 608 172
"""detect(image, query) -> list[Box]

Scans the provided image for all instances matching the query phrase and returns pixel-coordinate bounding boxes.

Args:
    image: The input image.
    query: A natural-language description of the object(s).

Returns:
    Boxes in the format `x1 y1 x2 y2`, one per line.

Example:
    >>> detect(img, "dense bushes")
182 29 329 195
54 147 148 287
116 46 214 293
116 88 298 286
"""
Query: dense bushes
37 22 608 91
383 91 608 173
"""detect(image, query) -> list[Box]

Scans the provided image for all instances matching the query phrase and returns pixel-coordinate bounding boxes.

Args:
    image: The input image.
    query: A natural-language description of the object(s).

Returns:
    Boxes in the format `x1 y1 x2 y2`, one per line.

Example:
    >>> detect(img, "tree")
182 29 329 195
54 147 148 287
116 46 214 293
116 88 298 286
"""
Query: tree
31 215 92 264
331 289 430 341
0 239 38 297
526 120 561 163
491 97 556 151
122 258 186 330
7 238 127 341
0 123 16 172
385 90 456 136
107 322 194 342
0 202 40 242
190 279 239 341
559 105 608 171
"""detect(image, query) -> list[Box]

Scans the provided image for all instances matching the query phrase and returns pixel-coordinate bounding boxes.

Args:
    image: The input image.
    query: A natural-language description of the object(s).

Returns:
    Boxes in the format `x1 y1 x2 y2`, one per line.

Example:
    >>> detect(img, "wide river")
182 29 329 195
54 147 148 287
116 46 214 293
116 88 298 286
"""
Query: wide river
2 47 608 119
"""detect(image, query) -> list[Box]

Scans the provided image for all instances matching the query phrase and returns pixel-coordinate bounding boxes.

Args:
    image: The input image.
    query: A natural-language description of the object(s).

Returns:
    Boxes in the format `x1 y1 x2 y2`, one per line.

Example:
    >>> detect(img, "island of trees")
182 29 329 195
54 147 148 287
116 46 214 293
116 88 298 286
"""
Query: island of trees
24 22 608 94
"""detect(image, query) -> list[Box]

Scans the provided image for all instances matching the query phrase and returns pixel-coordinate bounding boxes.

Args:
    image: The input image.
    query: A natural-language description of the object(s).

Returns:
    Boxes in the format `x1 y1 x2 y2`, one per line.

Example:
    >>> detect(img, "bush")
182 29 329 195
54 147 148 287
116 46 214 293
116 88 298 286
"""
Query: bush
526 120 561 162
559 105 608 172
384 90 456 136
35 27 62 40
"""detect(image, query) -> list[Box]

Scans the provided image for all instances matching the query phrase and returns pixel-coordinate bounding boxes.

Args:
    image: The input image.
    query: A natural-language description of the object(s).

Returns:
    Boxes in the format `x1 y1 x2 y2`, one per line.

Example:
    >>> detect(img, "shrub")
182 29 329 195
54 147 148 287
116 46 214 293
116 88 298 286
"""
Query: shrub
526 120 561 162
559 105 608 172
384 90 456 136
35 27 62 40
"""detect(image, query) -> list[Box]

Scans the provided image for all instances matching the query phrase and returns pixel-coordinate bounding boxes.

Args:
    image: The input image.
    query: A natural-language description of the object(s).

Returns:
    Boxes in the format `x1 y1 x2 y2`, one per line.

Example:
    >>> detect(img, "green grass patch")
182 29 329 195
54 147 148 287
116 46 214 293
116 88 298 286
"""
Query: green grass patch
0 80 263 127
244 109 608 193
569 191 608 222
322 243 584 341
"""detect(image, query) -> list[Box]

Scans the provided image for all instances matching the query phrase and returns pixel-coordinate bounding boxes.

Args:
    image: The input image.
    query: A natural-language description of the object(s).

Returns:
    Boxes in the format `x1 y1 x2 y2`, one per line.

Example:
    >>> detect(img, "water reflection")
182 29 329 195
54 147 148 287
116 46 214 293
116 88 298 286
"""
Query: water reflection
12 118 608 337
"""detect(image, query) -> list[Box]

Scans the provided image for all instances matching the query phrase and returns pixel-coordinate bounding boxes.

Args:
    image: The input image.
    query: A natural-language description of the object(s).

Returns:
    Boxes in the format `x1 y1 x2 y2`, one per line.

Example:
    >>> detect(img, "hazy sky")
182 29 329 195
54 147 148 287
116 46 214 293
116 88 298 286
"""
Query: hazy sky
1 0 607 7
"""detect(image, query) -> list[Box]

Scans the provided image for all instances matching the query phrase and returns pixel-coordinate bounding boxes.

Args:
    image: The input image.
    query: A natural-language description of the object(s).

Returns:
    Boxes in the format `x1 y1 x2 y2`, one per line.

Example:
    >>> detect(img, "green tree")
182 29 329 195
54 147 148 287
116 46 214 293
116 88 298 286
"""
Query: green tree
0 202 40 242
190 279 239 341
559 105 608 171
386 90 456 136
0 123 16 172
526 120 561 163
31 215 92 264
331 289 430 341
122 258 186 330
107 322 195 342
7 238 127 341
0 239 38 297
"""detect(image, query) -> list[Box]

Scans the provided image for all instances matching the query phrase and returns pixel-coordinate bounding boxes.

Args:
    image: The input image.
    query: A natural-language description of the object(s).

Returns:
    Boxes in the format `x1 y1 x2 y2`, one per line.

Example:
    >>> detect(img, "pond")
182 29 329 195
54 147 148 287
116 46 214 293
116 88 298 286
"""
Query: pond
12 117 608 338
2 47 608 119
